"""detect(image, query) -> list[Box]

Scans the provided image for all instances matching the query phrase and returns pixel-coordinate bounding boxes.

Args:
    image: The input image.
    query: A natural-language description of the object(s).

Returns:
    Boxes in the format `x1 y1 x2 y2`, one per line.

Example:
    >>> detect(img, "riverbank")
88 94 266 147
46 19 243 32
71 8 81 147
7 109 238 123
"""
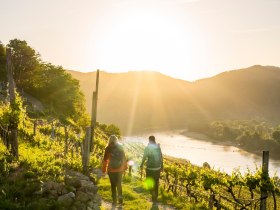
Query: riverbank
124 131 280 176
181 130 238 146
181 130 280 161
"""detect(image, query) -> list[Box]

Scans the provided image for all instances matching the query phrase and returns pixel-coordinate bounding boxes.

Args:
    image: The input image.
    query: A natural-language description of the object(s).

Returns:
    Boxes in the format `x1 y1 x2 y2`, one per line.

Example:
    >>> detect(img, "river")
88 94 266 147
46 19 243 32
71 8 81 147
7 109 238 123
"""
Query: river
123 131 280 177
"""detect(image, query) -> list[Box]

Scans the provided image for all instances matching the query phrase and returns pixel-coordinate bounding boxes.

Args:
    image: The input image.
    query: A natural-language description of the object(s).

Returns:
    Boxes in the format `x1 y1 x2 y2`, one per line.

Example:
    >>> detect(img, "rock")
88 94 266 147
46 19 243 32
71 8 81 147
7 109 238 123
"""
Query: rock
61 187 68 195
66 185 76 193
79 184 98 194
76 191 91 203
43 180 57 190
56 183 67 195
87 201 94 208
68 192 76 198
67 170 90 181
49 189 58 198
87 201 100 209
73 201 86 210
57 192 75 206
92 194 102 205
65 176 82 188
80 180 92 187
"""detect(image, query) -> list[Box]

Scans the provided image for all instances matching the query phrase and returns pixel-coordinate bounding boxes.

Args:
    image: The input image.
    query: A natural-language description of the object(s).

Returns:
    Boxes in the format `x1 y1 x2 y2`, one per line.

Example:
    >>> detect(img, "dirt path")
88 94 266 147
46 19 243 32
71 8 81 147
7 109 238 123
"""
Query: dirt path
101 200 176 210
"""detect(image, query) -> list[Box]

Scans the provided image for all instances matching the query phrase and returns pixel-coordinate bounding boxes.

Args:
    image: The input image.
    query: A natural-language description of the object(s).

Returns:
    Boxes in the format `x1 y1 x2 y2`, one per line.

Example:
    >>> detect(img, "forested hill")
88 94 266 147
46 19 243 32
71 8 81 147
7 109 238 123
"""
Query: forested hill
68 65 280 134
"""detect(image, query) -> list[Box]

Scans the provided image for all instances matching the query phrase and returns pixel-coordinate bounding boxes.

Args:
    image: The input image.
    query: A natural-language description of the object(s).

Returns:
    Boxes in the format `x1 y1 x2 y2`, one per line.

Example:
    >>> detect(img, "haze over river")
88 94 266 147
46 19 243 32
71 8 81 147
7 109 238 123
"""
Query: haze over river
123 131 280 177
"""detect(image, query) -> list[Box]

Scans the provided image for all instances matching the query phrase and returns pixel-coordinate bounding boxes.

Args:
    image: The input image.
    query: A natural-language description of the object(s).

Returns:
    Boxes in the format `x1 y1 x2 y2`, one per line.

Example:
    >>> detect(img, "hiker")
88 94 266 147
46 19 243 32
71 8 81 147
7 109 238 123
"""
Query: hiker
140 136 163 205
102 135 127 206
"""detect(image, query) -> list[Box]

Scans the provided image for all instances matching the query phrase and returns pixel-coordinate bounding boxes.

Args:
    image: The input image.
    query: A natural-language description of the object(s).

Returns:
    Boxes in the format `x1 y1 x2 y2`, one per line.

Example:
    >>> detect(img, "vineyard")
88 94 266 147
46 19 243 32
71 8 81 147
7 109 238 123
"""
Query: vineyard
1 95 280 209
123 141 280 210
0 97 114 209
1 40 280 209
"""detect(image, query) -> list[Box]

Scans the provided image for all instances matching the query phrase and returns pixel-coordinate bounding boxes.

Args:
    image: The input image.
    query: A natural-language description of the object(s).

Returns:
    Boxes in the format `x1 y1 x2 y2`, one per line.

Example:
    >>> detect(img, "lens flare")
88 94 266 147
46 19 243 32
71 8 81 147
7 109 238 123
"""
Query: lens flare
127 160 134 166
143 177 155 190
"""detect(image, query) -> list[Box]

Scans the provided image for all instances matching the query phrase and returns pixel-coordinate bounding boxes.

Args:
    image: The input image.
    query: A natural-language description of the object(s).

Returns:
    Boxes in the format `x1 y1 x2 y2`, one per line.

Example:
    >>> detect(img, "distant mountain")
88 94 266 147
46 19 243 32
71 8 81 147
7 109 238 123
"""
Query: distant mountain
68 65 280 135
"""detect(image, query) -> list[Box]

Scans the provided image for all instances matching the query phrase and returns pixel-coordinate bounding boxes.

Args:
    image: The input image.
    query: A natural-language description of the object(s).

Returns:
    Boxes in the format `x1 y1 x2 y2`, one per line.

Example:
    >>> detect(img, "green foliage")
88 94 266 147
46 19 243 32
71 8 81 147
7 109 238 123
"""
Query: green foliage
0 92 26 131
7 39 40 89
29 63 87 123
125 140 280 209
0 38 125 209
1 38 88 127
0 143 12 178
23 170 35 179
0 112 116 208
190 120 280 158
99 177 153 209
98 123 121 138
272 130 280 142
0 42 6 82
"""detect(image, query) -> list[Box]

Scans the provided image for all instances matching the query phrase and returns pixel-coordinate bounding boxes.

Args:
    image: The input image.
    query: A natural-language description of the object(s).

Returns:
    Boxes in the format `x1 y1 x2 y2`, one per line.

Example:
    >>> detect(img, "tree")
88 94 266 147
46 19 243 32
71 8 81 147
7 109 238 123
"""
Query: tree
0 42 7 97
0 42 6 82
7 39 40 90
5 39 88 130
30 63 87 124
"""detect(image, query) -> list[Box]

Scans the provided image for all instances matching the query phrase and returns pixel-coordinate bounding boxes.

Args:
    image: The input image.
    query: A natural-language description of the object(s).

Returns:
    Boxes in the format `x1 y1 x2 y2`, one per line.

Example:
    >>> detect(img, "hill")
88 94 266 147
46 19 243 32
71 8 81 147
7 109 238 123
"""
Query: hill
68 65 280 134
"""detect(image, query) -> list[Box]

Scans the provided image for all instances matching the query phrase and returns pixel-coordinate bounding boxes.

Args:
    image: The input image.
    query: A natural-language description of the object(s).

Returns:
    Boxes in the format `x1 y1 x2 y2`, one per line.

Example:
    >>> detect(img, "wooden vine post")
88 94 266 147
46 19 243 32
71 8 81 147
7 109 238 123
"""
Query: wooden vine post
64 125 68 156
90 69 99 152
33 120 37 136
51 121 55 139
82 127 91 175
6 48 18 158
260 151 269 210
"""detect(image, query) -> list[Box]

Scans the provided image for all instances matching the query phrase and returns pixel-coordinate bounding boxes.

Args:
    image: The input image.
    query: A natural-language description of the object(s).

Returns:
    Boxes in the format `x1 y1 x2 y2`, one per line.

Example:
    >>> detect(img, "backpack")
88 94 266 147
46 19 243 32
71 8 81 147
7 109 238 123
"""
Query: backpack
108 145 124 169
147 144 162 169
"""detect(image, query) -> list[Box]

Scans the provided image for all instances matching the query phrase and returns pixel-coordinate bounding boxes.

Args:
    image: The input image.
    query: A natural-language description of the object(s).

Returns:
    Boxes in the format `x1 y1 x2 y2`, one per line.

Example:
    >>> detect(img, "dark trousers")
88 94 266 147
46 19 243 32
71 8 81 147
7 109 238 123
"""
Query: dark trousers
146 169 160 203
108 172 123 203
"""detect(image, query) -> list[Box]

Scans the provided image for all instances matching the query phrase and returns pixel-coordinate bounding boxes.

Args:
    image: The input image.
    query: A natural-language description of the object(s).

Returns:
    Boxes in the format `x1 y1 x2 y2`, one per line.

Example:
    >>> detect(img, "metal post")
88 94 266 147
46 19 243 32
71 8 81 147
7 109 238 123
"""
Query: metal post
260 151 269 210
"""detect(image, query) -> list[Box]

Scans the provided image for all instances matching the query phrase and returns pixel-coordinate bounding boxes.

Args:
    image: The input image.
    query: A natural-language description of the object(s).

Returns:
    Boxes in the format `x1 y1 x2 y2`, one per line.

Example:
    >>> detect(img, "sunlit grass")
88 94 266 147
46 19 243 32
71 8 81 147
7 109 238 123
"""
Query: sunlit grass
98 175 152 209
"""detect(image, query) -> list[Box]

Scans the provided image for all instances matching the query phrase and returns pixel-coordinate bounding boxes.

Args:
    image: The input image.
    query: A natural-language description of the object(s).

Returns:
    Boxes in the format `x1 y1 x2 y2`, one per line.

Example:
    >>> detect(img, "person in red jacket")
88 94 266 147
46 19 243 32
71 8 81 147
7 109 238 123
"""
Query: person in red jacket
102 135 127 206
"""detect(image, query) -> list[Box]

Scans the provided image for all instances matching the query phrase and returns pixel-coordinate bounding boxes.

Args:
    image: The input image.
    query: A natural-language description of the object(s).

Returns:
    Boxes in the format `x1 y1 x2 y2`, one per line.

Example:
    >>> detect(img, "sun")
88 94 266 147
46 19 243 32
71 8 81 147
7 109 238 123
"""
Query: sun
86 3 198 80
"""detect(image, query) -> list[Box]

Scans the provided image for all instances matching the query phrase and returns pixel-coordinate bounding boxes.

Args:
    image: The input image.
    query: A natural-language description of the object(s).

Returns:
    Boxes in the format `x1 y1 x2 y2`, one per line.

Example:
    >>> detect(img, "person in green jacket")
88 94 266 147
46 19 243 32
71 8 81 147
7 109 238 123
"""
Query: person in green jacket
140 136 163 205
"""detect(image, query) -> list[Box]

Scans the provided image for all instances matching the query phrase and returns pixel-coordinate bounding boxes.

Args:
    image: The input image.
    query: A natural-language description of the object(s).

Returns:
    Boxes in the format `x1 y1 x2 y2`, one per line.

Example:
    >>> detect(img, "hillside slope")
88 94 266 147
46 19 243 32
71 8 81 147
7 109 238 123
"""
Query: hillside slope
68 66 280 134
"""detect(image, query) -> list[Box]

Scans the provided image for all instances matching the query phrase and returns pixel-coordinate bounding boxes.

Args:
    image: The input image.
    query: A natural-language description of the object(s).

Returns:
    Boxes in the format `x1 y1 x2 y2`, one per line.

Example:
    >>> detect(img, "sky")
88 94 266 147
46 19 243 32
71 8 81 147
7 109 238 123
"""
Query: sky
1 0 280 81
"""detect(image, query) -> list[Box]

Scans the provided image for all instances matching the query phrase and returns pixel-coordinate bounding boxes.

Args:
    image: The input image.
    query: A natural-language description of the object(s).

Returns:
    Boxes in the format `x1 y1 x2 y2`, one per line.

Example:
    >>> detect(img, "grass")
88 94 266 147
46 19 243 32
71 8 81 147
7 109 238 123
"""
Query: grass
98 175 152 210
98 173 209 210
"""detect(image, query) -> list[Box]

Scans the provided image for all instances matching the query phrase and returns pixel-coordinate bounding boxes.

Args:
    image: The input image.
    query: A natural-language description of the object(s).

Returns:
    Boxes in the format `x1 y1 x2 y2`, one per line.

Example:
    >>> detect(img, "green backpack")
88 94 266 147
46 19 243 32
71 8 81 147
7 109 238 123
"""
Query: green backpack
147 145 162 169
109 145 124 169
